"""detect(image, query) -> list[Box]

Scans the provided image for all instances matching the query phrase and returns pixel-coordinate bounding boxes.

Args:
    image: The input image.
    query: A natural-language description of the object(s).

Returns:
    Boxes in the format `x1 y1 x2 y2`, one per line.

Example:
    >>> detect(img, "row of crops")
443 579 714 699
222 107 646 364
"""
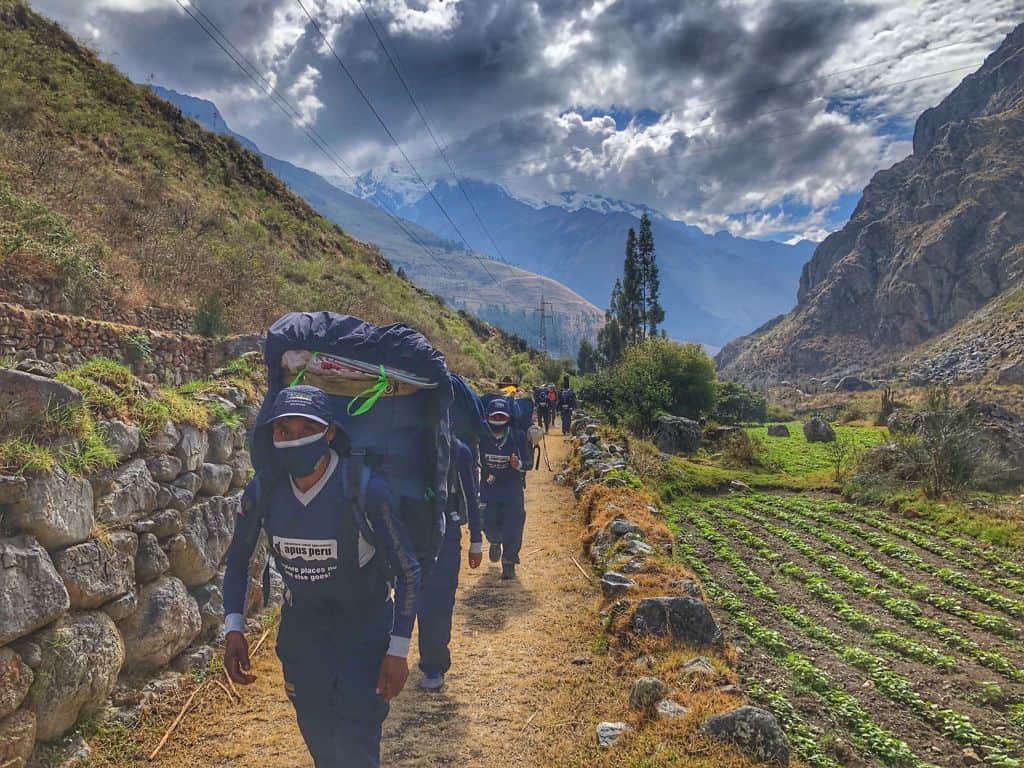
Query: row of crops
671 492 1024 767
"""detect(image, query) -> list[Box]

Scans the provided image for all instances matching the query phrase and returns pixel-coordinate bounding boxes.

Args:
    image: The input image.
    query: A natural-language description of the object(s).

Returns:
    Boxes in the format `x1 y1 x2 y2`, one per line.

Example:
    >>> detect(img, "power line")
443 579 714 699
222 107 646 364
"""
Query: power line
353 0 514 267
171 0 462 278
293 0 517 307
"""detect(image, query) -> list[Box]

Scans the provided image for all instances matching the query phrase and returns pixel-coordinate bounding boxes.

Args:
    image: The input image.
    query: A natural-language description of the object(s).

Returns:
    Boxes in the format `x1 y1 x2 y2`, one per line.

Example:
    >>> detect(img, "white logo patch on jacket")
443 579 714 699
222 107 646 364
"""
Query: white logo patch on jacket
273 536 338 561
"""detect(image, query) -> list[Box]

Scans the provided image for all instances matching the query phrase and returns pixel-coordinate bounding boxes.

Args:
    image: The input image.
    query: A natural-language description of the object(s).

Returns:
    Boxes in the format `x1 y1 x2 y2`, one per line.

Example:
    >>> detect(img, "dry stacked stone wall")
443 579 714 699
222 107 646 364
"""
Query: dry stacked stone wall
0 302 260 385
0 392 269 765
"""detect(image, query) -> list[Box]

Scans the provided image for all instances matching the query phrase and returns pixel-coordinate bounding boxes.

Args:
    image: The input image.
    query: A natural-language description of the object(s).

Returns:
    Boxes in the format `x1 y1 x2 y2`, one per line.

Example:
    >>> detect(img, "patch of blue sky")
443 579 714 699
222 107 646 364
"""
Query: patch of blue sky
567 105 663 130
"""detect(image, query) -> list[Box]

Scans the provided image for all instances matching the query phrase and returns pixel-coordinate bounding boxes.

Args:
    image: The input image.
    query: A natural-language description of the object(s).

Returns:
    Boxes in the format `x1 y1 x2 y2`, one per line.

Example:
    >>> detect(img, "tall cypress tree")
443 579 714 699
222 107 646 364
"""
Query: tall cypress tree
597 278 625 365
620 227 643 345
636 213 664 338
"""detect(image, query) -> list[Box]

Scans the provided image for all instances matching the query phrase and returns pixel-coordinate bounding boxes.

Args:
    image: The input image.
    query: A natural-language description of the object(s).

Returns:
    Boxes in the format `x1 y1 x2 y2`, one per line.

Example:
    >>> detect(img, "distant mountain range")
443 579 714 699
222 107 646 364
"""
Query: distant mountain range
150 87 603 355
345 171 817 347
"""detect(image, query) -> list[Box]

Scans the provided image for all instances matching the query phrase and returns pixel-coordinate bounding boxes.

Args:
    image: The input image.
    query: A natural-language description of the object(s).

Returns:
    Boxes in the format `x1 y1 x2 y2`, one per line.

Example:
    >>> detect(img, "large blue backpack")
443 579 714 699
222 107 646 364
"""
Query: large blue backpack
250 312 453 570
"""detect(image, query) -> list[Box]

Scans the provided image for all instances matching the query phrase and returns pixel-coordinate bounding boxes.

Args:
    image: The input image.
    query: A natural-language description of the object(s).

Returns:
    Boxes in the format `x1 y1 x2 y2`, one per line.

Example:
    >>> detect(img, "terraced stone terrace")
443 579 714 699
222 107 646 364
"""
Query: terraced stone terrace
671 492 1024 768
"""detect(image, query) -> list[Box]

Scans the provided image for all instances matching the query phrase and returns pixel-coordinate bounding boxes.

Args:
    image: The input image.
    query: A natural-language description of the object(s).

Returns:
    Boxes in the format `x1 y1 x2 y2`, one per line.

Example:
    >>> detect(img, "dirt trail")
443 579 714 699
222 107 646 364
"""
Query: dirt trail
143 433 598 768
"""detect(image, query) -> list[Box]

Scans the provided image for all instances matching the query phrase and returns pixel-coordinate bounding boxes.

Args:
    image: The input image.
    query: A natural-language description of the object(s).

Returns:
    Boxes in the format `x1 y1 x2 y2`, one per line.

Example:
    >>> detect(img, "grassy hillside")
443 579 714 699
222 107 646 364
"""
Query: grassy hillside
0 0 534 381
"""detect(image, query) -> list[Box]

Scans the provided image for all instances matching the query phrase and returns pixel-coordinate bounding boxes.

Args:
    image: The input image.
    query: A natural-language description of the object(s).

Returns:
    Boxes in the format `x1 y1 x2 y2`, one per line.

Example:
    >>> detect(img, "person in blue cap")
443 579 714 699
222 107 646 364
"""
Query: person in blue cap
415 435 483 690
558 377 577 435
479 398 528 580
222 385 421 768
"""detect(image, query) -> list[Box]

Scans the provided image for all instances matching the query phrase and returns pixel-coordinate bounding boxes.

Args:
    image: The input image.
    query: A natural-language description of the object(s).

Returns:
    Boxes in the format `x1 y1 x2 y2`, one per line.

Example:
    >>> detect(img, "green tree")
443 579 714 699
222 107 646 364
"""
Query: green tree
636 213 664 338
597 279 625 365
713 380 768 424
577 337 598 374
619 227 643 345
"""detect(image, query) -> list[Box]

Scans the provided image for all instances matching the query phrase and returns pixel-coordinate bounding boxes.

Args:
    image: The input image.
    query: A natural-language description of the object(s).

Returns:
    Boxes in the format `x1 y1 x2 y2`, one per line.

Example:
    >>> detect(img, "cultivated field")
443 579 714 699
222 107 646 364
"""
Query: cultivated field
672 493 1024 767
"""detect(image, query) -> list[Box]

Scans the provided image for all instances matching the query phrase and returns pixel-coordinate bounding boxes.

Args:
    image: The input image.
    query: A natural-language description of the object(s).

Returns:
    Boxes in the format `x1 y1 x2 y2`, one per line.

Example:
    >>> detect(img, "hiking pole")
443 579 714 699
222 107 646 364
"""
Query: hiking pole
540 430 553 471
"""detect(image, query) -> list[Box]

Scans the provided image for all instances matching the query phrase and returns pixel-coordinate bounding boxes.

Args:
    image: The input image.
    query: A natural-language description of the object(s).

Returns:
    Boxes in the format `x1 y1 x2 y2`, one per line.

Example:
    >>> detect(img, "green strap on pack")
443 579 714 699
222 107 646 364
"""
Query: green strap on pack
347 364 390 416
290 352 318 386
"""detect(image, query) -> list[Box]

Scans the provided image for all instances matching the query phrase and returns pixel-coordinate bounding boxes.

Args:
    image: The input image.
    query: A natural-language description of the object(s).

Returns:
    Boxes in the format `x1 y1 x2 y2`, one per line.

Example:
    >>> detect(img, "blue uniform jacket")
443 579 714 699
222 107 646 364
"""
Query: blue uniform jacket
222 452 421 656
478 427 528 501
449 439 483 544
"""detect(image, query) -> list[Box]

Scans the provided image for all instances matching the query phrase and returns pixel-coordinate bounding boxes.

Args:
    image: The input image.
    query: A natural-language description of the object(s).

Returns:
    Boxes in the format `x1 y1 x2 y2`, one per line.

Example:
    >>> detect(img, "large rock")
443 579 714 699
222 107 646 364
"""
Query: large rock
0 369 81 433
165 494 238 587
94 459 159 526
766 424 790 438
206 423 235 464
701 706 790 766
175 425 209 472
117 575 201 673
0 709 35 767
192 582 224 638
200 463 233 497
968 401 1024 483
149 509 183 540
157 483 194 512
98 420 140 462
5 469 93 550
631 596 724 648
24 612 125 741
997 361 1024 386
0 475 27 505
629 677 668 711
51 532 137 610
0 536 70 645
134 532 170 584
102 590 138 622
802 417 836 443
601 571 638 599
0 649 33 720
146 454 183 484
654 415 701 454
596 721 631 749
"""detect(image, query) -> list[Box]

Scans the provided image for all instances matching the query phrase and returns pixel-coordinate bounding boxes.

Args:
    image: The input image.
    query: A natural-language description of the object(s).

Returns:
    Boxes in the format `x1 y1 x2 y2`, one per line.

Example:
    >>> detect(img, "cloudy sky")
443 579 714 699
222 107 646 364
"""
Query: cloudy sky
33 0 1021 242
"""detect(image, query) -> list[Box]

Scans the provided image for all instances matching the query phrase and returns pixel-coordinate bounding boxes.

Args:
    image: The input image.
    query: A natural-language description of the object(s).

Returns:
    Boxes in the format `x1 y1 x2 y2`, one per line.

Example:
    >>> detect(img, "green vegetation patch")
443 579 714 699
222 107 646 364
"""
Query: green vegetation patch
744 422 888 476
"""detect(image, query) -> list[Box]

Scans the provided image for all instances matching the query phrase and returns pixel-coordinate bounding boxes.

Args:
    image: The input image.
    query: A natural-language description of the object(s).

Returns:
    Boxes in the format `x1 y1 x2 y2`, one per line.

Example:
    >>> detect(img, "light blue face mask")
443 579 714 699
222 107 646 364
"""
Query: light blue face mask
274 430 329 477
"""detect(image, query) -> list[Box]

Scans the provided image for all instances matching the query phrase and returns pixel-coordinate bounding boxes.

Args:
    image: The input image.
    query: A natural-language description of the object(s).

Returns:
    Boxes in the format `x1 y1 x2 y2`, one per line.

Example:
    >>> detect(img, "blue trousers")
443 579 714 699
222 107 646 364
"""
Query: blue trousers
482 486 526 564
416 521 462 676
277 597 392 768
561 408 573 433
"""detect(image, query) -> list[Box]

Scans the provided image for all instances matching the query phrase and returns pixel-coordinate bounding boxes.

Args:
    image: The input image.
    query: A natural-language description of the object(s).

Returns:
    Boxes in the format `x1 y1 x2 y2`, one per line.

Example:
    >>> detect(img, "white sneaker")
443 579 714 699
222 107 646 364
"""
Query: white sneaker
419 673 445 690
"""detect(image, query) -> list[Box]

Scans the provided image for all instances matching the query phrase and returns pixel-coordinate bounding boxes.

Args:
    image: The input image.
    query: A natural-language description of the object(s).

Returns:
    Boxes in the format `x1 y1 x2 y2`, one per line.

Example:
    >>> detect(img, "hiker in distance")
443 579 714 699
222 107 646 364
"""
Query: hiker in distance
558 376 577 434
416 373 485 690
222 385 421 768
479 396 531 579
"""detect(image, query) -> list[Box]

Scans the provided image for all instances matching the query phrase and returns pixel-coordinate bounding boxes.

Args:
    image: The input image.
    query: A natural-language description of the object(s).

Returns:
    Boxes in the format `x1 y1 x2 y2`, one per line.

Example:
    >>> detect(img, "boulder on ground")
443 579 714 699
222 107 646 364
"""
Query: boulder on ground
134 533 170 584
657 699 688 719
629 677 667 711
803 417 836 443
0 709 35 766
0 536 70 646
14 358 56 378
596 721 631 749
200 463 233 497
24 612 124 741
632 596 724 648
766 424 790 438
5 469 93 550
175 425 209 472
704 425 742 442
701 706 790 766
835 375 873 392
166 494 238 587
601 571 638 599
996 361 1024 386
117 575 201 674
51 532 138 610
94 459 159 526
654 415 701 454
0 369 81 433
0 649 33 720
98 421 140 462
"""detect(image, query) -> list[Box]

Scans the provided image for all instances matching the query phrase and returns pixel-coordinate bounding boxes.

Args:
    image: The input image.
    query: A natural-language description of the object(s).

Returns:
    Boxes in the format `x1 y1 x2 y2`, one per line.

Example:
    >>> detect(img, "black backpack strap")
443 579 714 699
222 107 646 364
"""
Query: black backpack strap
344 451 376 547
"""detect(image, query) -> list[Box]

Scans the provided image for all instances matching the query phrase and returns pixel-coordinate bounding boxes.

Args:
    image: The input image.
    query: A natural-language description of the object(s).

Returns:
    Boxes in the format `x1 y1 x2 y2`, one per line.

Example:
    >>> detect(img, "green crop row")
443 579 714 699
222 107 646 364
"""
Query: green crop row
746 682 843 768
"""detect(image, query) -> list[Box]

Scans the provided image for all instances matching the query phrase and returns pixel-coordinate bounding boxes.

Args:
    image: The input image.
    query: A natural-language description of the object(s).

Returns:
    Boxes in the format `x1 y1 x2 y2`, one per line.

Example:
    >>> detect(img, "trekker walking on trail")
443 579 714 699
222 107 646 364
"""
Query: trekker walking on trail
222 385 421 768
416 435 483 690
558 377 577 435
533 385 550 433
479 397 529 580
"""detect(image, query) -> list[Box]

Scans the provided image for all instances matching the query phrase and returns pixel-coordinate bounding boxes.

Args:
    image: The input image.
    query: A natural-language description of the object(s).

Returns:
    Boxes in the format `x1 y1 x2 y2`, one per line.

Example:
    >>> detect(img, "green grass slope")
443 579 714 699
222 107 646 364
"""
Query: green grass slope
0 0 534 380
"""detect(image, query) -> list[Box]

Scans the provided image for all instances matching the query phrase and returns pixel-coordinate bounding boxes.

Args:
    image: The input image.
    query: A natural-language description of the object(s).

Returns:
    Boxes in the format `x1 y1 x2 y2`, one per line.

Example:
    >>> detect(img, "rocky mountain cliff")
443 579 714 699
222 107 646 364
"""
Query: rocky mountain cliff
718 23 1024 386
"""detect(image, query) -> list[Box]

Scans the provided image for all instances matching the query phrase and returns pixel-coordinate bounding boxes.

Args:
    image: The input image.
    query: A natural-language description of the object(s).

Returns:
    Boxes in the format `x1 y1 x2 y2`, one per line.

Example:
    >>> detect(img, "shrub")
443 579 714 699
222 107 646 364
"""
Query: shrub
194 293 229 338
579 338 716 433
124 331 152 367
713 380 767 424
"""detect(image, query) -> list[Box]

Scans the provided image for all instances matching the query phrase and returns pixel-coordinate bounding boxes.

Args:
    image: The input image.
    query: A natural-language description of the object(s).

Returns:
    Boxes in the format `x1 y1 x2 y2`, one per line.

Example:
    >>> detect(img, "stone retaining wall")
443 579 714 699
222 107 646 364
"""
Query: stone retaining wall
0 395 267 766
0 302 260 385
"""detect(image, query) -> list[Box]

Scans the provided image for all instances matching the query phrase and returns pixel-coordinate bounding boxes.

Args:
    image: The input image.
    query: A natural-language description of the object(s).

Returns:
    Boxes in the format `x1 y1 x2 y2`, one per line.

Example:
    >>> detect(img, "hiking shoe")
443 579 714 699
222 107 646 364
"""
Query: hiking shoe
489 543 502 563
419 673 445 691
501 562 516 580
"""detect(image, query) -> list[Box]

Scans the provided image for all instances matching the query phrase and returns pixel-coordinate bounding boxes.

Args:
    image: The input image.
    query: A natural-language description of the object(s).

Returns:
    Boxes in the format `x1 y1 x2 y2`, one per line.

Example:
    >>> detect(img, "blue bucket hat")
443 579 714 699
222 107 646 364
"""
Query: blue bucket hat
271 385 333 427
